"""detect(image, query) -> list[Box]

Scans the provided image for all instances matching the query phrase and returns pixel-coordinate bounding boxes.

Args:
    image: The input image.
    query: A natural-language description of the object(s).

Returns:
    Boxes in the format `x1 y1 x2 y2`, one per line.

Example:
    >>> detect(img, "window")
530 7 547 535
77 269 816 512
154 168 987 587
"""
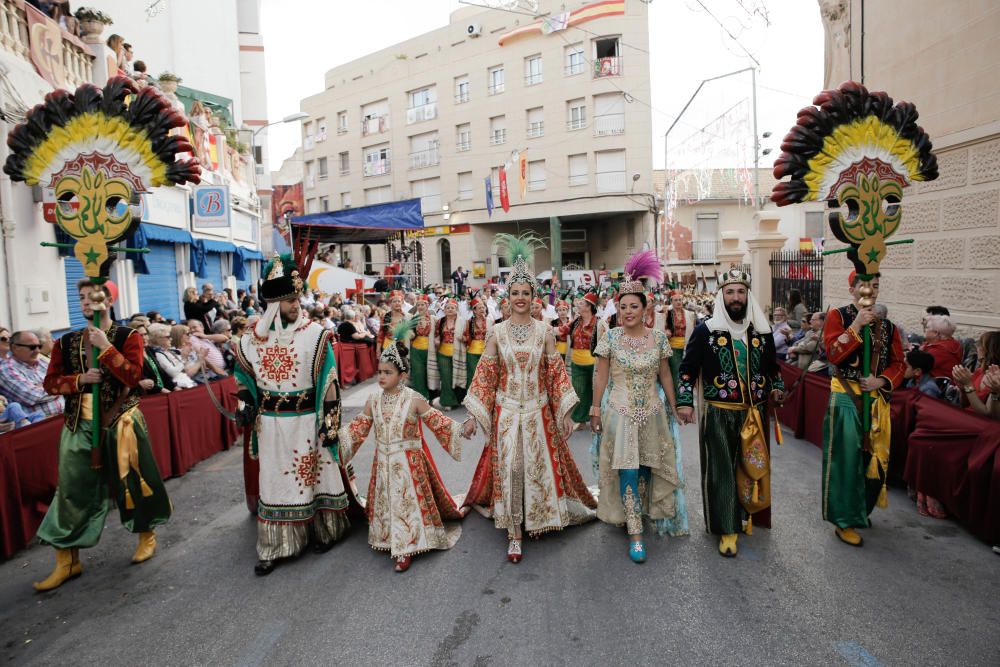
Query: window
458 171 473 200
306 197 318 214
490 166 500 196
339 151 350 175
341 191 352 209
305 160 316 189
318 157 328 179
595 149 625 193
568 153 588 186
526 107 544 138
594 93 625 136
490 115 506 145
407 86 437 124
409 131 440 170
364 185 391 206
454 75 470 104
488 65 504 95
593 36 622 78
524 54 542 86
320 196 329 212
363 144 391 177
361 99 390 136
693 213 719 261
337 111 348 134
567 98 587 131
805 210 825 238
315 118 327 142
527 160 546 191
411 177 441 213
303 122 315 151
565 43 585 76
456 123 471 152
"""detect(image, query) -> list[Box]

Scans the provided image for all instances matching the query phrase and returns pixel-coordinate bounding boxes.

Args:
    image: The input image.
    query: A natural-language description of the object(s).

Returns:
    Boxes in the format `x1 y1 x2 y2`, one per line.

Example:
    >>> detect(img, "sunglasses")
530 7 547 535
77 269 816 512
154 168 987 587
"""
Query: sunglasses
13 343 42 351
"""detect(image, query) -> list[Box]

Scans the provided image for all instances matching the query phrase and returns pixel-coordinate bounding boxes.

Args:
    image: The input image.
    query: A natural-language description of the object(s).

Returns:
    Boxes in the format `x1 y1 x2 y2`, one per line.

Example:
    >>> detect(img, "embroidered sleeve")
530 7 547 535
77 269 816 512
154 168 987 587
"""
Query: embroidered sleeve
593 329 611 358
658 331 673 360
543 350 578 425
879 323 906 391
462 354 499 437
763 333 785 392
337 412 373 464
42 340 81 396
420 407 462 461
98 332 144 388
824 308 861 365
677 324 708 408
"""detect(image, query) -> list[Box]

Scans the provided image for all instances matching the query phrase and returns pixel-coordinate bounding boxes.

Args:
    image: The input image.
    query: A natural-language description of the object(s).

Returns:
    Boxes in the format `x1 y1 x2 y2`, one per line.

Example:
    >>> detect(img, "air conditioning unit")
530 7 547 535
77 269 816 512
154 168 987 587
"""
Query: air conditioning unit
466 23 482 37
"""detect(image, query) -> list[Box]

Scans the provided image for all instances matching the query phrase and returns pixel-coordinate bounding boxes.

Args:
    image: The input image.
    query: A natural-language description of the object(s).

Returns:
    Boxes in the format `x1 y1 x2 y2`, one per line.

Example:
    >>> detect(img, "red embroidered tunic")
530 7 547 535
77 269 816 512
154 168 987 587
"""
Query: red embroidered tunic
571 317 597 350
462 318 488 345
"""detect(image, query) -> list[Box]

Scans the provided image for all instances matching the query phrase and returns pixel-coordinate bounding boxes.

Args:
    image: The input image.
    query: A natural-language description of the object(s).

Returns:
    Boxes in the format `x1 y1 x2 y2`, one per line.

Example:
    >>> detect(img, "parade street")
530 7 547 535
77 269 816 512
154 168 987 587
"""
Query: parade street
0 379 996 667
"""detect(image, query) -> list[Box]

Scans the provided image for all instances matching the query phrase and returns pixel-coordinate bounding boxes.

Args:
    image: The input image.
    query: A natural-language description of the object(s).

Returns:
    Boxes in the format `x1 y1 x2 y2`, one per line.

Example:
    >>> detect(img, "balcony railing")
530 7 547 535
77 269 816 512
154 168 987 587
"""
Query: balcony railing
456 139 471 152
691 240 719 263
455 90 470 104
524 72 542 86
593 55 623 78
0 2 93 89
526 121 544 138
567 116 587 131
362 115 388 136
406 102 437 124
490 130 507 146
595 170 626 193
593 113 625 137
408 148 440 170
488 82 504 96
565 60 585 77
363 159 391 178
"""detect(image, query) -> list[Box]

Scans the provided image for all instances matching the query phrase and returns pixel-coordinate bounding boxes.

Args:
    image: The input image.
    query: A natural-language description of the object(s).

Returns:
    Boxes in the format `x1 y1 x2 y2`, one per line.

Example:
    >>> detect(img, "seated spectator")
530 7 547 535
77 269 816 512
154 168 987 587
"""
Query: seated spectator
0 331 64 417
210 319 235 372
904 349 941 399
149 324 200 390
146 310 166 324
230 316 248 341
186 319 227 379
786 289 807 332
770 307 792 360
128 321 168 394
788 312 823 369
920 315 963 379
34 328 54 361
363 305 380 337
0 327 10 358
221 288 238 311
337 307 374 345
952 331 1000 417
0 394 46 431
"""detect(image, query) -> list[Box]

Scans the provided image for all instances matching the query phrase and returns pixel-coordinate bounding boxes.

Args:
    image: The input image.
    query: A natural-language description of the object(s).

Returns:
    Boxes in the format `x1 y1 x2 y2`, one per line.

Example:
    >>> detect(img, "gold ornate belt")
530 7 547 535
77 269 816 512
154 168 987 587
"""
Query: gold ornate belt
497 392 550 414
379 438 422 456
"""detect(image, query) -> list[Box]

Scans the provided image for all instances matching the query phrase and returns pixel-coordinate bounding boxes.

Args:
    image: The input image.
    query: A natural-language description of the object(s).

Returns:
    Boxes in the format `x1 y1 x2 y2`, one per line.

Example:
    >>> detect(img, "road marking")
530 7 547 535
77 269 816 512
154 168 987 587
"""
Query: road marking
832 641 884 667
237 620 289 667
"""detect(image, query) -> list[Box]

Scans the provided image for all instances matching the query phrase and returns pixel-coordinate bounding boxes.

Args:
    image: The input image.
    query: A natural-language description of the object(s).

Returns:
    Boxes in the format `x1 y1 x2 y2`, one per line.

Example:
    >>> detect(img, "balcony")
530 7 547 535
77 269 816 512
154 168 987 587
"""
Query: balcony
526 121 544 139
595 170 625 193
593 113 625 137
490 130 507 146
0 1 93 90
408 148 440 170
691 240 719 263
567 117 587 131
363 159 391 178
362 115 388 136
406 102 437 125
593 56 623 78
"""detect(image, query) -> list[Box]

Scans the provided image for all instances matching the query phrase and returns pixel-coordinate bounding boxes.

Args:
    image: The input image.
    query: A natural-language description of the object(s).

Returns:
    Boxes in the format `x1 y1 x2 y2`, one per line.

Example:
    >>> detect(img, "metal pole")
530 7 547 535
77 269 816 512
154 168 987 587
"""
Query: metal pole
549 216 562 285
752 67 761 209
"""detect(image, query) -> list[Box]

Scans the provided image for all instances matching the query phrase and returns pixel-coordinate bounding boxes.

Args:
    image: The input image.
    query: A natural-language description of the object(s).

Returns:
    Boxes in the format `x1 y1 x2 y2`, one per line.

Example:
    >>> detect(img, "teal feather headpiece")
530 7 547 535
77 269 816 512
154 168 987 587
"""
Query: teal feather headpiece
494 232 545 293
380 315 420 372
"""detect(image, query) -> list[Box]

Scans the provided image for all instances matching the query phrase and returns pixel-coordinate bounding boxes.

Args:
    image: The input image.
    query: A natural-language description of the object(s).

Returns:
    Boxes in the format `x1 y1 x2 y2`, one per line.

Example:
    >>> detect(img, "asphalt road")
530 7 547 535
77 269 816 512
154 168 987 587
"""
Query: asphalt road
1 379 998 666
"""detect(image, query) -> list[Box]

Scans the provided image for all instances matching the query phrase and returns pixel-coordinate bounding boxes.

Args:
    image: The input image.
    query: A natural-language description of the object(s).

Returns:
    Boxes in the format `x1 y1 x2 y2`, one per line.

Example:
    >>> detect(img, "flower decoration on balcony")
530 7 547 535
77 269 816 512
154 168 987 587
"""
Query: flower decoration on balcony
770 81 938 277
74 7 114 24
157 71 182 83
2 76 201 277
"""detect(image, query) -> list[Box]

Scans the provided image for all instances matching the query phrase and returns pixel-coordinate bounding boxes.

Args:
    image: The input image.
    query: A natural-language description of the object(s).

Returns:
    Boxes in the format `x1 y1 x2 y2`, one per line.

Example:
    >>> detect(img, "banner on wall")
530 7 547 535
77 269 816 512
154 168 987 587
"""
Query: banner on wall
271 182 304 253
192 185 231 229
499 165 510 212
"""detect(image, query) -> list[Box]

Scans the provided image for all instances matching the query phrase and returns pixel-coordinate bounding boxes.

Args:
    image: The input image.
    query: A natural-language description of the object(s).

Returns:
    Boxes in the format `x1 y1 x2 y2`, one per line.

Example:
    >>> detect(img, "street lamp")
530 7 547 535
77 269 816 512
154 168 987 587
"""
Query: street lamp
248 112 310 177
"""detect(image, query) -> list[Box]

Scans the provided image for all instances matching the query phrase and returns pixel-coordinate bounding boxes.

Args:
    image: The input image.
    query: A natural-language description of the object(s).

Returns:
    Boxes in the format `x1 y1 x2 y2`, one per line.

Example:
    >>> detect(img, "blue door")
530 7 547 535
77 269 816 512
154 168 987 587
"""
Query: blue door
198 253 224 293
138 242 181 322
63 257 88 330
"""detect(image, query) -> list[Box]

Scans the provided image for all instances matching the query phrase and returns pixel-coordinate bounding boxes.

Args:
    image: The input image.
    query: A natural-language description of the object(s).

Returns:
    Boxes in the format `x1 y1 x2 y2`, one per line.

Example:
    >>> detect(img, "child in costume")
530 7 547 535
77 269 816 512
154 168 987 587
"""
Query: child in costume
338 321 469 572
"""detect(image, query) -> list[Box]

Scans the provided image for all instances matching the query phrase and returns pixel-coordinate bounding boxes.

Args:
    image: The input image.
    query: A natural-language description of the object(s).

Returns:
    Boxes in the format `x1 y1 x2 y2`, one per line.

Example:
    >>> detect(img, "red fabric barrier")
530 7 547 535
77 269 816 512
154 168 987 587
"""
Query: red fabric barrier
167 378 238 476
242 430 259 515
904 396 1000 544
141 392 172 476
336 342 357 384
352 343 376 381
0 443 25 559
775 361 805 438
800 371 831 449
887 389 919 486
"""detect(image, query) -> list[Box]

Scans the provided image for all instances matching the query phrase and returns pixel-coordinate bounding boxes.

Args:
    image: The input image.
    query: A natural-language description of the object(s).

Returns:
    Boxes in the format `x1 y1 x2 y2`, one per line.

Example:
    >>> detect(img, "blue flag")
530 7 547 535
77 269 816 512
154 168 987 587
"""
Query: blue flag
485 175 494 217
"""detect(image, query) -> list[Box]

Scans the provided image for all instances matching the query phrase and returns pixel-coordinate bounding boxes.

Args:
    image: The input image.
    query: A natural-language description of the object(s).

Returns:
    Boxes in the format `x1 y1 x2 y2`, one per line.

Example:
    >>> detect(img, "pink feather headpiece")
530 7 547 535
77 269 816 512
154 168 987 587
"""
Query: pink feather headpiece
620 250 661 296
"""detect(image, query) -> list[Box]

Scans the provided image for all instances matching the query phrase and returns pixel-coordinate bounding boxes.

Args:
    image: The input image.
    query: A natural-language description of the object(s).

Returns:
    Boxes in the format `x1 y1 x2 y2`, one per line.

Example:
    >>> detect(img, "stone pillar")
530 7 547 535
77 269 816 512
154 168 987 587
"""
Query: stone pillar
745 212 788 310
715 231 746 268
80 32 111 85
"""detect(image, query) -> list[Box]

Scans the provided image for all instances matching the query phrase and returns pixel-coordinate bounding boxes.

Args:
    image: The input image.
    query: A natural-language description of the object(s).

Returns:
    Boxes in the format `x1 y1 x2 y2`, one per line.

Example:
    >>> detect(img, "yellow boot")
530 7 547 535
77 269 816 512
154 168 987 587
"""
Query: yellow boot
835 527 863 547
33 548 80 592
70 548 82 577
132 531 157 564
719 533 738 557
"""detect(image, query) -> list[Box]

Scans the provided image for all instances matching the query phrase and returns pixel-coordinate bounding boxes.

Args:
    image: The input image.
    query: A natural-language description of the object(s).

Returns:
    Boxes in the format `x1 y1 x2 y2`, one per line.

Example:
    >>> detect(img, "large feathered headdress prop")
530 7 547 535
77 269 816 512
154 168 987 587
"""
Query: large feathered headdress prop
771 81 937 276
494 232 545 293
3 76 201 276
620 249 661 297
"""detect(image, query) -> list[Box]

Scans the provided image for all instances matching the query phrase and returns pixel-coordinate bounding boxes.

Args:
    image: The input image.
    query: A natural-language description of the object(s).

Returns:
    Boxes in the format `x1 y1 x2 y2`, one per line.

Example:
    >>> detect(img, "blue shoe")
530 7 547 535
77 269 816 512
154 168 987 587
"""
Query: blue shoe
629 539 646 563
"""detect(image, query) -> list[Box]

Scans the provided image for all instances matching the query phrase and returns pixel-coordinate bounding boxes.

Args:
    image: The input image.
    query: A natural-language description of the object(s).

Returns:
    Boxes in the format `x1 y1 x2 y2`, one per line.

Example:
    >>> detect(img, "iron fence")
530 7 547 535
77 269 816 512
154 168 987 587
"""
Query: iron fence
769 250 824 312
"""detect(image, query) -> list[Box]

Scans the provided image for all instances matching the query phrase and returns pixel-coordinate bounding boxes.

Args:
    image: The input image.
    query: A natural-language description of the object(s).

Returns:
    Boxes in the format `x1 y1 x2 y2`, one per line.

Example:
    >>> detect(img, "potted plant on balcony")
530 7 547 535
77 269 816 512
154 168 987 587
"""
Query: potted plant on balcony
74 7 113 39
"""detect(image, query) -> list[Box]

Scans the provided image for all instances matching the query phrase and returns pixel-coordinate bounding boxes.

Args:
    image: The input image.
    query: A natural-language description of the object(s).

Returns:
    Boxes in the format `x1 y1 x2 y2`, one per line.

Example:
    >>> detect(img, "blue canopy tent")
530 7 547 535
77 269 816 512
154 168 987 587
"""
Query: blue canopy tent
290 198 424 277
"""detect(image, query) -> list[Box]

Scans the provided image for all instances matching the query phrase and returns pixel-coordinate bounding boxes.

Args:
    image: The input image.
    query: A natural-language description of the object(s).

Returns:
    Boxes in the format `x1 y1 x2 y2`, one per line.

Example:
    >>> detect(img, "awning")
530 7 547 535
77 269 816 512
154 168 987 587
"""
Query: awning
139 223 194 245
291 198 424 244
237 247 265 261
232 246 265 280
198 239 238 254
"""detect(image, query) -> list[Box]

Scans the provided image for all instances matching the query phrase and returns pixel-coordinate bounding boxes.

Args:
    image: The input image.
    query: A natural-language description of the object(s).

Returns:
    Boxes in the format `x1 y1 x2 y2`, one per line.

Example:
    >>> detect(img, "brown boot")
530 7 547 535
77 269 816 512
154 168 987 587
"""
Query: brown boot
69 548 82 577
132 531 157 564
33 548 80 592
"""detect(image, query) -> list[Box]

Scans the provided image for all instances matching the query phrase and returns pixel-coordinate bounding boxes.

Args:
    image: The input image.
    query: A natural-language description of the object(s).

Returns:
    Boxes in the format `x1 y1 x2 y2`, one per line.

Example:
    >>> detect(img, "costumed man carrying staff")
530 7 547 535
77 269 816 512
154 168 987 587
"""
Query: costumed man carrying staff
1 76 201 590
234 254 354 576
771 82 937 547
675 270 785 557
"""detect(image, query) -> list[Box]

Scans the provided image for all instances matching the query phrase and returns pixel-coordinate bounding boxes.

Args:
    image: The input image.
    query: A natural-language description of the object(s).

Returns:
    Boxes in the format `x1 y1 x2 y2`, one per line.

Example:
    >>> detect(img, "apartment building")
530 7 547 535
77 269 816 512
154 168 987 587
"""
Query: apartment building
299 0 654 287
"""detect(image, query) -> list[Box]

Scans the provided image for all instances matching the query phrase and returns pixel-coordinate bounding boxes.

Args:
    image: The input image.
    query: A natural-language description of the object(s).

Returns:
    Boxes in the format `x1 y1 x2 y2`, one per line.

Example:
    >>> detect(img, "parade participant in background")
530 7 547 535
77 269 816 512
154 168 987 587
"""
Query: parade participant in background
35 280 172 590
551 299 571 356
428 298 467 411
234 255 353 576
463 233 596 563
567 292 607 429
338 323 468 573
463 297 491 384
379 291 407 353
822 273 904 546
408 295 434 400
676 270 784 557
591 251 688 563
665 291 696 389
530 297 545 322
498 298 510 323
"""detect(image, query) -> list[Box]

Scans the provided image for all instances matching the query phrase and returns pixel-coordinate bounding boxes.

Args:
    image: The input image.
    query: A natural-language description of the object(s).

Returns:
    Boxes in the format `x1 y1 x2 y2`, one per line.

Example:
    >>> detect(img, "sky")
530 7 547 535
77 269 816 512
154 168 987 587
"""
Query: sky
260 0 824 173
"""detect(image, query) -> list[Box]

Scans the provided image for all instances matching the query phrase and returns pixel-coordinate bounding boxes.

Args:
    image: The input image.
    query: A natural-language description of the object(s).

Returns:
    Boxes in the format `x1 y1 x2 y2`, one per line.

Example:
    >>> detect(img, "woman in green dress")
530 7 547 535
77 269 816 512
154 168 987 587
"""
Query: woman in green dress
408 296 434 399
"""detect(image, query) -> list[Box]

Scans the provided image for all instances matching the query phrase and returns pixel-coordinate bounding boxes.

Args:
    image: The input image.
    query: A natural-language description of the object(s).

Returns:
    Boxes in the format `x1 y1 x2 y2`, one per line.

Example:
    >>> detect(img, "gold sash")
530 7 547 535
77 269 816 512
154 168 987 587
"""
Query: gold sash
438 342 454 357
571 348 595 366
669 336 686 349
831 376 891 508
555 340 568 355
411 336 429 350
468 340 485 355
